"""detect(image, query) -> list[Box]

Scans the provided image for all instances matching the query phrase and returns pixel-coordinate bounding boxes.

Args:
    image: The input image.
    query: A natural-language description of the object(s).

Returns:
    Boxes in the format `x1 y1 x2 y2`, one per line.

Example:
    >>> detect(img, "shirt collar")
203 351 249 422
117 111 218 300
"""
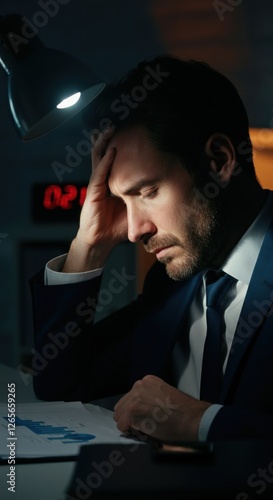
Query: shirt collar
221 190 273 285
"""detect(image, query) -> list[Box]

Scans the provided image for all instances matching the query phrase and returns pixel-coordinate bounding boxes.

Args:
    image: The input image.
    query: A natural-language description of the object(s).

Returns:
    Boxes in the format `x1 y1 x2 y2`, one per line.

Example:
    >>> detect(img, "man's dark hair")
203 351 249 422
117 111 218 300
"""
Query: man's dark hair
91 55 254 176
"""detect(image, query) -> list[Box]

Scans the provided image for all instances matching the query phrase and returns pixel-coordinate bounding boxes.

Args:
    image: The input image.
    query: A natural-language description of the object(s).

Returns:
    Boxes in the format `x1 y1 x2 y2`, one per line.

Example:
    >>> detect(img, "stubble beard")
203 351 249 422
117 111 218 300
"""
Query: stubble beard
144 189 225 281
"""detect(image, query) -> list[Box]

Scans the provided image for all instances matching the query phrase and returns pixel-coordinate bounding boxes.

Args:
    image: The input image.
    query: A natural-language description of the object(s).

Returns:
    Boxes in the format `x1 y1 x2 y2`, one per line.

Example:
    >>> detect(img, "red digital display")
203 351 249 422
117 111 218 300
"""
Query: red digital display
42 185 87 210
32 184 87 222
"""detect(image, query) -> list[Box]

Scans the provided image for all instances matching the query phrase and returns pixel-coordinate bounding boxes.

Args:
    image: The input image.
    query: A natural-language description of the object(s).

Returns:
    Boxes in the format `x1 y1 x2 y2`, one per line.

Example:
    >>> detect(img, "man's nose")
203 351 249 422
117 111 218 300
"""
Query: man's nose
127 205 156 243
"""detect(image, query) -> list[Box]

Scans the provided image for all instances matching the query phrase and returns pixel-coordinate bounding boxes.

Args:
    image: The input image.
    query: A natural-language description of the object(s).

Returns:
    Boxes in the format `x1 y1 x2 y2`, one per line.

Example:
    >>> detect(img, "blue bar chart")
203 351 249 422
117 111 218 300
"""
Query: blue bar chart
1 401 136 459
11 416 96 444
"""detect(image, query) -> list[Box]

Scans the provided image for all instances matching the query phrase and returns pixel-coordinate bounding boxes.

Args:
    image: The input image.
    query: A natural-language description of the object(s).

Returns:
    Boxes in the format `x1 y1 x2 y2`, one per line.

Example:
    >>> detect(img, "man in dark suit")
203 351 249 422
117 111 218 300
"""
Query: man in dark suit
30 55 273 441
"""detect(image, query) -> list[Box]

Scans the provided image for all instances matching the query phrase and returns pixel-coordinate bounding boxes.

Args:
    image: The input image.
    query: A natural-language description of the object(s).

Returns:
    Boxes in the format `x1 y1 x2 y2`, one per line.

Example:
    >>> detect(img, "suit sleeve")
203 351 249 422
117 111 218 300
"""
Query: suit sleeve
208 405 273 439
29 269 143 402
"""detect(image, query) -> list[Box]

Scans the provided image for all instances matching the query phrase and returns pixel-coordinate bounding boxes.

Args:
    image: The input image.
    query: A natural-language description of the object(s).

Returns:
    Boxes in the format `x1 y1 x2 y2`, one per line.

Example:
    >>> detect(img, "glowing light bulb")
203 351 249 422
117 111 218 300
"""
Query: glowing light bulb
57 92 81 109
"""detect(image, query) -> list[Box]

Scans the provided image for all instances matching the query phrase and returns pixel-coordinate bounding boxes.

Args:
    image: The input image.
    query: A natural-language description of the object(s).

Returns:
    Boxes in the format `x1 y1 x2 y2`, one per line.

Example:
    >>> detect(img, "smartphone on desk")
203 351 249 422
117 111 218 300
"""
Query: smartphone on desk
152 441 214 461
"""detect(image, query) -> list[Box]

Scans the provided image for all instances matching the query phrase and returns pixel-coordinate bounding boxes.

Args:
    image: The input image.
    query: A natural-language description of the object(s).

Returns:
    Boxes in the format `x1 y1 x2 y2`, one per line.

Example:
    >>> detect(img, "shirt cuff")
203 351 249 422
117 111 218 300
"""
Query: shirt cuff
44 254 103 285
198 404 223 441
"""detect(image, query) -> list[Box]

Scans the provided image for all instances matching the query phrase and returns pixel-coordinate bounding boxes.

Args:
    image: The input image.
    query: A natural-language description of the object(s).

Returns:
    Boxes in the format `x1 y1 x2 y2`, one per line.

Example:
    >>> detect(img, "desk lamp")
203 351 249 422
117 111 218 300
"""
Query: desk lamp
0 13 105 141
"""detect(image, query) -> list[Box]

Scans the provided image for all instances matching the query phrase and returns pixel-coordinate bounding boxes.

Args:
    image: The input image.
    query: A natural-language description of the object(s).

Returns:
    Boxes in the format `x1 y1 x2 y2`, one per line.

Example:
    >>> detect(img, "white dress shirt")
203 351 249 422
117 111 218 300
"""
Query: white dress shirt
44 192 273 440
175 191 273 439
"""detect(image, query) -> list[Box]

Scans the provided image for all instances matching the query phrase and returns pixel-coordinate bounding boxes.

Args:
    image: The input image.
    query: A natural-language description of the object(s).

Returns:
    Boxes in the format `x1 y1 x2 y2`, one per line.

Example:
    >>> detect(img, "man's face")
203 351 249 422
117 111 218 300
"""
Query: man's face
108 126 224 280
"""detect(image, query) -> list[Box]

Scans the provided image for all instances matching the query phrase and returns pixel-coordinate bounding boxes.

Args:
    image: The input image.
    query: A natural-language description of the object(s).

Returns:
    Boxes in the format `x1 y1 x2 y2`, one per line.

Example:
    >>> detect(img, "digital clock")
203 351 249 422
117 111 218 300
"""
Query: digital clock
32 183 87 222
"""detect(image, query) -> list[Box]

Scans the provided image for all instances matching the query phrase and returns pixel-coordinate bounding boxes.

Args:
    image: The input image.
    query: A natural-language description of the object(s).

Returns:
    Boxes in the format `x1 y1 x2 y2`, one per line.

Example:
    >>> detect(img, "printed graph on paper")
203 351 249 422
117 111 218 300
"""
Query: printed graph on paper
0 401 138 459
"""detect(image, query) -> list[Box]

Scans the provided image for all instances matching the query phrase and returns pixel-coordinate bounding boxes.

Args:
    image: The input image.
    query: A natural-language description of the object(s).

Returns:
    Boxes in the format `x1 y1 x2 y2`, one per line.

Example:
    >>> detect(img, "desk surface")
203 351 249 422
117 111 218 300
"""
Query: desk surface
0 363 76 500
0 461 74 500
0 363 122 500
1 363 273 500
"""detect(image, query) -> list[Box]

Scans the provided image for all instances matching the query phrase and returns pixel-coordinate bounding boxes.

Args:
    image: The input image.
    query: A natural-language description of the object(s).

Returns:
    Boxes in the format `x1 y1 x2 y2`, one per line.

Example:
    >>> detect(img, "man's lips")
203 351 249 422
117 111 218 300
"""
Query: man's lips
153 246 173 258
144 240 179 257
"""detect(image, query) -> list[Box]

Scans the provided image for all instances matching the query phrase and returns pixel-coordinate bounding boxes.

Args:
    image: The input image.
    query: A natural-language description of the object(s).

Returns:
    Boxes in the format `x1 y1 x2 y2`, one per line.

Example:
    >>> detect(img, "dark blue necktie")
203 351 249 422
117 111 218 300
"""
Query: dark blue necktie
200 271 236 402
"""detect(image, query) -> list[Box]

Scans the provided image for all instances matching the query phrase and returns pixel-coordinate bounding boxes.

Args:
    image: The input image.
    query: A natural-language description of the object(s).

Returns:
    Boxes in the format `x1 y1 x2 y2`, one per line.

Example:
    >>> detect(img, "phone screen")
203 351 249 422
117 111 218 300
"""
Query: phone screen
152 441 214 461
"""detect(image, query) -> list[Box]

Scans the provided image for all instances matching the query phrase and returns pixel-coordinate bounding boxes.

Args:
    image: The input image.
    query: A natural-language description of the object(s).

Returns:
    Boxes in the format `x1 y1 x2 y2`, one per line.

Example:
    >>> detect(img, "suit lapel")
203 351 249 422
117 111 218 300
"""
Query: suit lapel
220 221 273 402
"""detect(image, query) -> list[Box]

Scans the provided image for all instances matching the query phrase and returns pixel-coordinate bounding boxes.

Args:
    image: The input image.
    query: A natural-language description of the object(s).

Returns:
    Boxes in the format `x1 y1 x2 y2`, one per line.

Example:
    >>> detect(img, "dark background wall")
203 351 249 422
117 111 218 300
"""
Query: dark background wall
1 0 273 368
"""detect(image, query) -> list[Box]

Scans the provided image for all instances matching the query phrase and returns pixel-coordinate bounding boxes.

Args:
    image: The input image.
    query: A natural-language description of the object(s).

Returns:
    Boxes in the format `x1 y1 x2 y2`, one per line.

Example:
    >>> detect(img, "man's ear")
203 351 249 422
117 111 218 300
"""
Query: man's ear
204 133 236 183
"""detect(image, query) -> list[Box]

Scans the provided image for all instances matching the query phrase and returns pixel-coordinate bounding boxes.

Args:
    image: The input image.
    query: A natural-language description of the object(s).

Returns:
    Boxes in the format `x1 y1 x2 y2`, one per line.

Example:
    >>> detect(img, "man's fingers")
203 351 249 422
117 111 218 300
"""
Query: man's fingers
88 147 116 193
114 393 139 431
113 393 130 423
91 127 116 169
114 402 142 434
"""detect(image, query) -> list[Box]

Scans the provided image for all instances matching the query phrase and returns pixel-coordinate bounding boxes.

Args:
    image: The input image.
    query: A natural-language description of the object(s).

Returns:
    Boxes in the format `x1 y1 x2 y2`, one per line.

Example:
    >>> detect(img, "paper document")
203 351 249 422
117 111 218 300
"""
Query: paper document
0 401 139 459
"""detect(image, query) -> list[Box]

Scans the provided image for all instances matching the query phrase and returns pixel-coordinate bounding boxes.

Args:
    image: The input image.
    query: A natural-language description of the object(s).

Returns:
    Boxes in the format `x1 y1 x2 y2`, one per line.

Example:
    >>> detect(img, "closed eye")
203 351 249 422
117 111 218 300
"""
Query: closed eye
142 188 158 200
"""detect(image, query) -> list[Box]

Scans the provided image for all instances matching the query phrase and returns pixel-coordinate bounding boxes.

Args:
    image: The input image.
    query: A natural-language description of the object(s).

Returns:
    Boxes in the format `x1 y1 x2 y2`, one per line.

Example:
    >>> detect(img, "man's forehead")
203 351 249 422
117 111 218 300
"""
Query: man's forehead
107 126 154 180
107 127 164 195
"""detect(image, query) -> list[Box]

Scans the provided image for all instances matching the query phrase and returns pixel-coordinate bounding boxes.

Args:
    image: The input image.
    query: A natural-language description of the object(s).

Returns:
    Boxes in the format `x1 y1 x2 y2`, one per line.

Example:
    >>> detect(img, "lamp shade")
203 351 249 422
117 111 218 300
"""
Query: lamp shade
0 13 105 141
